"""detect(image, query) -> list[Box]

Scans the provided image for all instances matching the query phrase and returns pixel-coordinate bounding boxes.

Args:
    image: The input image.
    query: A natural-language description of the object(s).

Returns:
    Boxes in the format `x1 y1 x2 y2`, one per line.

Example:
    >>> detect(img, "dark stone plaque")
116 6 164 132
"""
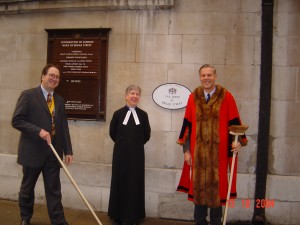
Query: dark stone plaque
46 28 111 121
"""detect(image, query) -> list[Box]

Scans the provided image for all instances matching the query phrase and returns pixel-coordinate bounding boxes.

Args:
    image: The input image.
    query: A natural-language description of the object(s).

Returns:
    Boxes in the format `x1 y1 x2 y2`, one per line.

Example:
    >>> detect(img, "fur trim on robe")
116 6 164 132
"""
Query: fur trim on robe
177 85 247 208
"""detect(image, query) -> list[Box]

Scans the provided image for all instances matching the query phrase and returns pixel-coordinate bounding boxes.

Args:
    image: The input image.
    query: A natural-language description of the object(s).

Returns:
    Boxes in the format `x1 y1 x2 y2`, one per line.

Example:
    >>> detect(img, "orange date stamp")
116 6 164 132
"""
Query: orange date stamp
227 199 275 208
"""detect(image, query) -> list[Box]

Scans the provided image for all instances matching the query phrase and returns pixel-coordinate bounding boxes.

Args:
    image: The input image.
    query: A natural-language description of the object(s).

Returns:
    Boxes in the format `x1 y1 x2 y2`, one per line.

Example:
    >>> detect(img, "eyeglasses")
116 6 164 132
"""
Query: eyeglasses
47 73 60 80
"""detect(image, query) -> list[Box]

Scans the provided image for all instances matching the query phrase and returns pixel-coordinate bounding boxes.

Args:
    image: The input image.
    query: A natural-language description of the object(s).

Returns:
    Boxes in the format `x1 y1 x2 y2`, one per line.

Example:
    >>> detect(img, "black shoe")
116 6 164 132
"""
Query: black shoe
114 218 123 225
21 220 30 225
56 222 69 225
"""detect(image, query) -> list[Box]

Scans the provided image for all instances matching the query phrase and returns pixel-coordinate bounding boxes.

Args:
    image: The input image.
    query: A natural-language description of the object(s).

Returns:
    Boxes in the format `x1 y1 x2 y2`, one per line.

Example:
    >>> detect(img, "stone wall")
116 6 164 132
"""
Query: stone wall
0 0 299 224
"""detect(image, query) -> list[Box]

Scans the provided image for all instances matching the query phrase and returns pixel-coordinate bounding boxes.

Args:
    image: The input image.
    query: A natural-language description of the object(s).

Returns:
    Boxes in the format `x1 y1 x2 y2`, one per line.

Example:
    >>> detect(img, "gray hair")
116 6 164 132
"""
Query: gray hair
125 85 142 95
199 64 217 75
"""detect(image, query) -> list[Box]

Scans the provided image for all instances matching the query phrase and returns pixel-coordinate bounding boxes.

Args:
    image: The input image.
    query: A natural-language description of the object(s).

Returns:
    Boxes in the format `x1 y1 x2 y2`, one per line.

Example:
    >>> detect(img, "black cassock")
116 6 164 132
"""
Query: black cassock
108 106 151 223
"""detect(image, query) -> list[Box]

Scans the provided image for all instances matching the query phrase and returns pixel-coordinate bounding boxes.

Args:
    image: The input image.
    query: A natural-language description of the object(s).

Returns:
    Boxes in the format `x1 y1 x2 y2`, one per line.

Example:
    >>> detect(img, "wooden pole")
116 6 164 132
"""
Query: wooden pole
223 125 248 225
49 143 102 225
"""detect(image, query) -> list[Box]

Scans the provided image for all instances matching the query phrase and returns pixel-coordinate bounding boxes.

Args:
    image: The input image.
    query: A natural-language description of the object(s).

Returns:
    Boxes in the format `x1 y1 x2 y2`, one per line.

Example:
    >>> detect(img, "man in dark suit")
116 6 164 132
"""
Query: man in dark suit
12 64 73 225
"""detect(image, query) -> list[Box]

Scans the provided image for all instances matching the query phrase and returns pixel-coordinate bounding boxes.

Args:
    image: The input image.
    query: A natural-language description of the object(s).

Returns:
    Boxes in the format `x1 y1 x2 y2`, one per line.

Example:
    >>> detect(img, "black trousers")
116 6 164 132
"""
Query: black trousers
194 204 222 225
19 151 66 225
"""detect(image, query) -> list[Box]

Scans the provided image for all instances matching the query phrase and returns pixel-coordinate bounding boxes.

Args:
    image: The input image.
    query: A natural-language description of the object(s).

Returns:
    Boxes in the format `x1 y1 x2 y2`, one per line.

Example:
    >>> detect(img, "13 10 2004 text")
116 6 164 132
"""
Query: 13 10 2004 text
227 199 275 208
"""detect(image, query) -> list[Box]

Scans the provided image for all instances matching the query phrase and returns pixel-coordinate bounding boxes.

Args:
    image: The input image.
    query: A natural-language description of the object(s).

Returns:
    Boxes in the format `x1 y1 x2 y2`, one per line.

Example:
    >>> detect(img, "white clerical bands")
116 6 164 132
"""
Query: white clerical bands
122 108 140 125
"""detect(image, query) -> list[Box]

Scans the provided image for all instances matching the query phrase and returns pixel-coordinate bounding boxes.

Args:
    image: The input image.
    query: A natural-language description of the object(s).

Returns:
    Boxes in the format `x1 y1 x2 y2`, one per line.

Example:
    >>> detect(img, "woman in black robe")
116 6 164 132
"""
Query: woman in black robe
108 85 151 225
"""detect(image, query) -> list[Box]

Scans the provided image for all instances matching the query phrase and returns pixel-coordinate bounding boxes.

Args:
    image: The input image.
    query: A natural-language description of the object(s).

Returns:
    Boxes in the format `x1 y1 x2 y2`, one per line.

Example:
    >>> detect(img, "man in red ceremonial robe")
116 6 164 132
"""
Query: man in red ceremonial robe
177 64 247 225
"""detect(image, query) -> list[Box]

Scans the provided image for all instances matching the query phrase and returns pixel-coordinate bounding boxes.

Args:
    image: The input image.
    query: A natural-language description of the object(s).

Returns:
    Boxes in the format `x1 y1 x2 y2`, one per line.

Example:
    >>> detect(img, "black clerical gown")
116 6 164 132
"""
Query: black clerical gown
108 106 151 223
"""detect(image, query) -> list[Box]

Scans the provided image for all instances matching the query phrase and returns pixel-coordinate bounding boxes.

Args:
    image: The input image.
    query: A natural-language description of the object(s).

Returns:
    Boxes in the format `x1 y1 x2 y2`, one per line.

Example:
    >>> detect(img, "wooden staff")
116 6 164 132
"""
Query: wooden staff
223 125 248 225
49 143 102 225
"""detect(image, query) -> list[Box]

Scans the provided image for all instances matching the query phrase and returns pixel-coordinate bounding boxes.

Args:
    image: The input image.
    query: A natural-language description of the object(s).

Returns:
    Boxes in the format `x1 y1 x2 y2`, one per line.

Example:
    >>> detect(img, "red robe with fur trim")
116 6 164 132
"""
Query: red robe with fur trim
177 85 247 208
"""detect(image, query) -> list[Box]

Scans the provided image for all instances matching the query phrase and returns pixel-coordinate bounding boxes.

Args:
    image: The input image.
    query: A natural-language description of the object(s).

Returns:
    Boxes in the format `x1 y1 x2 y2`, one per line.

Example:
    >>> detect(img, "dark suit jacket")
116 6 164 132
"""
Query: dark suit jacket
12 86 73 167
